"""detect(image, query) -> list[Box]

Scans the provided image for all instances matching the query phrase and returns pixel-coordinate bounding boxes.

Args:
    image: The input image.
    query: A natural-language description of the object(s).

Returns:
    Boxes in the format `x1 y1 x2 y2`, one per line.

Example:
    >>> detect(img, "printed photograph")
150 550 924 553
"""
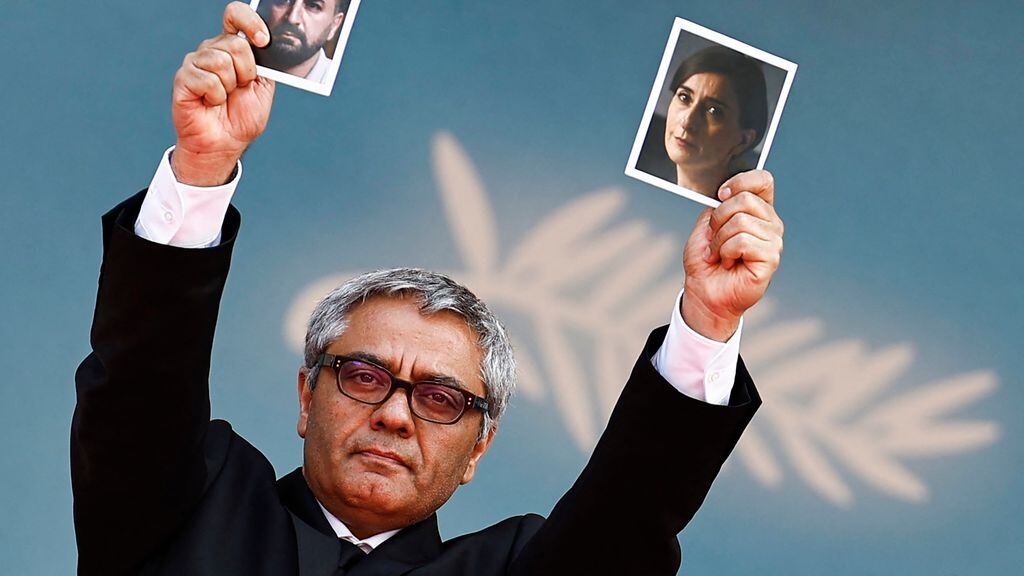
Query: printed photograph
250 0 361 96
626 18 797 207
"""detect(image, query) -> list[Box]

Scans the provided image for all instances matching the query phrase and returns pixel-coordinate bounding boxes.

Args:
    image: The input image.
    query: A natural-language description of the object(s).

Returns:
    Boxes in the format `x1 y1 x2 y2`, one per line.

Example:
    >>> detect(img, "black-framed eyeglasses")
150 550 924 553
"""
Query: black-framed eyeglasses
317 354 489 425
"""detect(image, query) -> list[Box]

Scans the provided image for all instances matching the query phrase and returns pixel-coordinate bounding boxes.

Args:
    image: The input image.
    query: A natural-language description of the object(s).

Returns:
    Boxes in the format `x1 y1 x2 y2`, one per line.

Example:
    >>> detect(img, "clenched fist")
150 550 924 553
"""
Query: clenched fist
680 170 784 341
171 2 276 186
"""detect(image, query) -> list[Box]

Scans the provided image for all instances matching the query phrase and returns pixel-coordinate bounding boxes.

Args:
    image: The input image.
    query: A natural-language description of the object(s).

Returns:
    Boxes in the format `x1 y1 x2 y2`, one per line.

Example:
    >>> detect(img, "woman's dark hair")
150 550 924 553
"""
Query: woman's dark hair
669 46 769 150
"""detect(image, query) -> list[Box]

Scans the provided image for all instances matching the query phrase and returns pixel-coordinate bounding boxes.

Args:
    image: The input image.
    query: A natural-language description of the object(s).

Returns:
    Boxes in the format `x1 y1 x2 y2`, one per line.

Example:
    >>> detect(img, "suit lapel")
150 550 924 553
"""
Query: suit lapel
288 509 345 576
277 467 444 576
278 468 343 576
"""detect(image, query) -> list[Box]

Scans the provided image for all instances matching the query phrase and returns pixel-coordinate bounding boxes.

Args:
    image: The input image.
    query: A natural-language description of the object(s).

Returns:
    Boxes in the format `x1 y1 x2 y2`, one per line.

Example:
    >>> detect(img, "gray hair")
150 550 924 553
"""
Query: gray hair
303 268 515 439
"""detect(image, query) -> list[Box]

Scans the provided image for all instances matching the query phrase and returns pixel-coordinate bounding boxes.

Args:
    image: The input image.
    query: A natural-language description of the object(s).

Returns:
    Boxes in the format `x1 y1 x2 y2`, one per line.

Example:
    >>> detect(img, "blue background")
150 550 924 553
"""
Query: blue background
2 1 1022 573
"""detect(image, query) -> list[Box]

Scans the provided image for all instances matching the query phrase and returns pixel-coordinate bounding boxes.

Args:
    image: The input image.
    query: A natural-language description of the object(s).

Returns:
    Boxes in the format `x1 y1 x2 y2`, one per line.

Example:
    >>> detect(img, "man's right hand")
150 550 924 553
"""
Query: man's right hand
172 2 275 186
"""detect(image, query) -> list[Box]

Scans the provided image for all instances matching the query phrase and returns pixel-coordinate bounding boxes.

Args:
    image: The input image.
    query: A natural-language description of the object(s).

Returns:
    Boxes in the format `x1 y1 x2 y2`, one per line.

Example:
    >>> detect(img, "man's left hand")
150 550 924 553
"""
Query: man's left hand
680 170 784 342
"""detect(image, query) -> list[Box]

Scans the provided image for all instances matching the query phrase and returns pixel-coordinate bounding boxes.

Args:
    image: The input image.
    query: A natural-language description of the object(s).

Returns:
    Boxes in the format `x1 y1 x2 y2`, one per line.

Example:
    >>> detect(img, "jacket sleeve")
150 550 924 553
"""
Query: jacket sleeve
71 191 241 576
510 326 761 575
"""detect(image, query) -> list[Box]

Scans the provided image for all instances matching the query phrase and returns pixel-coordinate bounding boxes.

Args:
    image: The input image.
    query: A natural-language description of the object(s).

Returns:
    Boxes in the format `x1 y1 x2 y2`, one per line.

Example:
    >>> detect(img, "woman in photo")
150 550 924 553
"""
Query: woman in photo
664 46 769 198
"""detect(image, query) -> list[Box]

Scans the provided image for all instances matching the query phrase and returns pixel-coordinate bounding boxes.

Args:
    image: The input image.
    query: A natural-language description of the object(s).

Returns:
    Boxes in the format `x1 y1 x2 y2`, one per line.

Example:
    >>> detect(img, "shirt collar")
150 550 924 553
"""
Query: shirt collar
316 501 401 552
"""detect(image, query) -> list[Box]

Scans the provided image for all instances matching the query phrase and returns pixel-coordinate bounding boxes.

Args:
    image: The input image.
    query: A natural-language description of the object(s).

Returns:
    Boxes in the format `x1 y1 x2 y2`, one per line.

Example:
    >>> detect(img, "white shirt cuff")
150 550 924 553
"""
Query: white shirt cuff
135 146 241 248
651 288 742 406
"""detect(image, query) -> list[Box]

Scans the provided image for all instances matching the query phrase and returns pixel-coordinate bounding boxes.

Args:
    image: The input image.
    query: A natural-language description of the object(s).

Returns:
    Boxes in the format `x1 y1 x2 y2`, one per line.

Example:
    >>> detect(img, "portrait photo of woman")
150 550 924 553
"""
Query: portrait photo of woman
627 19 796 207
664 47 767 197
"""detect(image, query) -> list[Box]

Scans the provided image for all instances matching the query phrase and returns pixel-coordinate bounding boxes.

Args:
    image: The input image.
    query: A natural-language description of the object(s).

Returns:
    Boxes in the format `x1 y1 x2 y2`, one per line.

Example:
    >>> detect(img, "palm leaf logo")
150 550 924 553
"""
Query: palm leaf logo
284 131 1000 508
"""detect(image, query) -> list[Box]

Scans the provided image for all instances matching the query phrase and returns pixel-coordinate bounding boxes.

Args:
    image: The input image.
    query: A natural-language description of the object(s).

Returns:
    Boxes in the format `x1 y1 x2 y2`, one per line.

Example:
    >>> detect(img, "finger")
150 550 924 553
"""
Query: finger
191 48 239 97
709 191 779 236
176 57 228 106
223 1 269 47
717 169 774 205
205 33 257 86
709 212 776 259
719 232 782 272
714 213 784 267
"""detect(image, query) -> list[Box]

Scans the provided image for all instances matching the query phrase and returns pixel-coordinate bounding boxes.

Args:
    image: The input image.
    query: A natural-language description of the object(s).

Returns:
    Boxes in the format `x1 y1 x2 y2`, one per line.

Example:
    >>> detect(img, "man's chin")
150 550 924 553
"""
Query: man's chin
335 471 411 512
255 44 317 72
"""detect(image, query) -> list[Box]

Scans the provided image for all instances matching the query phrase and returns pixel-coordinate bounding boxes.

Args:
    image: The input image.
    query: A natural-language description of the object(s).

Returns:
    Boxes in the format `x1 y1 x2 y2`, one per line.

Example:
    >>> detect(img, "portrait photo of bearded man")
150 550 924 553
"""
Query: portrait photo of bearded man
253 0 349 83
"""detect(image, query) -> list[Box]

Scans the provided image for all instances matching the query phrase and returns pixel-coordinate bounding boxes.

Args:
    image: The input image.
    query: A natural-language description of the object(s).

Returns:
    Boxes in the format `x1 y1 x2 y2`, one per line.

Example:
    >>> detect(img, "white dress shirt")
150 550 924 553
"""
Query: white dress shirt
305 49 332 83
136 146 743 550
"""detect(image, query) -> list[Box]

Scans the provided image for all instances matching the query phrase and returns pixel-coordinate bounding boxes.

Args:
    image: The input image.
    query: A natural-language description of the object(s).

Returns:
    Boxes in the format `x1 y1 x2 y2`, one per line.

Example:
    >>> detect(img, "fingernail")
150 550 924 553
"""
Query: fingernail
255 31 269 45
703 247 712 262
719 187 732 201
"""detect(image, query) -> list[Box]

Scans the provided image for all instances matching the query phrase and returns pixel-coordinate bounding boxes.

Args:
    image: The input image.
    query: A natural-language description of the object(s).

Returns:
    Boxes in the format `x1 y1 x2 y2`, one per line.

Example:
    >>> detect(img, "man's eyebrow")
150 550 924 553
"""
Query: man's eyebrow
344 351 471 392
419 373 470 392
345 351 392 369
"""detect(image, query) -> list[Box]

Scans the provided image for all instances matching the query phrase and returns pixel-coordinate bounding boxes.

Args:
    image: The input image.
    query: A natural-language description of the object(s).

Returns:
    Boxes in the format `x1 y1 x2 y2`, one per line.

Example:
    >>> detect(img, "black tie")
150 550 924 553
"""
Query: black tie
336 538 365 575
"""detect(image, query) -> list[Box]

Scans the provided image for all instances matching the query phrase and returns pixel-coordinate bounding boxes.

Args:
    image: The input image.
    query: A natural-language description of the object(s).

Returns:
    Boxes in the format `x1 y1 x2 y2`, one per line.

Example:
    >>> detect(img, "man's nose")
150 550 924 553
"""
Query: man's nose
369 390 416 438
284 1 305 25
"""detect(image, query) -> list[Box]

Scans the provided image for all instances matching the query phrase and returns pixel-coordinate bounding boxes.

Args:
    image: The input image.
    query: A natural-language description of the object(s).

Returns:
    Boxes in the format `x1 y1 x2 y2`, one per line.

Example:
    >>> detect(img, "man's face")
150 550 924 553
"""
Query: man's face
258 0 345 71
297 295 494 538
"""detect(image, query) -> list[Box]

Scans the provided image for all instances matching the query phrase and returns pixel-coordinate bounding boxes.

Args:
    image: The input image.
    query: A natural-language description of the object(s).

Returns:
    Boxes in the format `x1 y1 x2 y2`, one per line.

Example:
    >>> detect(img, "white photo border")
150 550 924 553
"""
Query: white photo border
625 18 798 208
248 0 362 96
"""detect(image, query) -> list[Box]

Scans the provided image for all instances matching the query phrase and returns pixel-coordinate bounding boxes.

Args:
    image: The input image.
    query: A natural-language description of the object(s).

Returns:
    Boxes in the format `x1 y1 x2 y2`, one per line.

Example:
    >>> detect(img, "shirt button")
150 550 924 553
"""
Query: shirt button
708 371 720 383
163 210 174 223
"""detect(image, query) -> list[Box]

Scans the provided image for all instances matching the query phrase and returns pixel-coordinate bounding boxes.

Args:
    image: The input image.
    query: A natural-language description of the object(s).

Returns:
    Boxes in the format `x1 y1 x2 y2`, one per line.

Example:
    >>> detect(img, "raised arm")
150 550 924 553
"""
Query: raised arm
71 5 274 574
511 171 784 574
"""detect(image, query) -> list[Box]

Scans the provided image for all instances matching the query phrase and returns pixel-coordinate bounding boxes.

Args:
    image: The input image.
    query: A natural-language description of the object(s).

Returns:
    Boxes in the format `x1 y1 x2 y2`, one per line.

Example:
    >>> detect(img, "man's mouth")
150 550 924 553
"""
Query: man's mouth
273 28 304 44
355 448 409 468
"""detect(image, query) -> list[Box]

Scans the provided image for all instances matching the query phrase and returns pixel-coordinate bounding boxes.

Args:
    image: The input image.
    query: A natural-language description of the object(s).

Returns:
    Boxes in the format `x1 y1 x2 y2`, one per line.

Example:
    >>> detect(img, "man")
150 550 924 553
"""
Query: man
254 0 349 82
72 4 785 575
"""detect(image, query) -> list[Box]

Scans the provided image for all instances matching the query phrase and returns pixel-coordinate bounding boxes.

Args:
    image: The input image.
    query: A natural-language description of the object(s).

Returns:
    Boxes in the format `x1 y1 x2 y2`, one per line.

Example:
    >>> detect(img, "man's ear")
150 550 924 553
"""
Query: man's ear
297 368 313 439
329 11 346 40
460 427 496 485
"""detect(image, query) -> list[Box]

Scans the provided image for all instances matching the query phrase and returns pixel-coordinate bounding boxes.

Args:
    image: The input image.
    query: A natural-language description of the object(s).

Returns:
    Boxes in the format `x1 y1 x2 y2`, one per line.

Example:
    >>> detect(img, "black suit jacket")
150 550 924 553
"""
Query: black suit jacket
72 192 761 575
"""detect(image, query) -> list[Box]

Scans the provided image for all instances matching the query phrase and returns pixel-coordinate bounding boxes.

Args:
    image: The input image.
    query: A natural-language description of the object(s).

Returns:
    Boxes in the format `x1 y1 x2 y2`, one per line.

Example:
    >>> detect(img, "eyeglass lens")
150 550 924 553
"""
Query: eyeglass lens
337 360 467 423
